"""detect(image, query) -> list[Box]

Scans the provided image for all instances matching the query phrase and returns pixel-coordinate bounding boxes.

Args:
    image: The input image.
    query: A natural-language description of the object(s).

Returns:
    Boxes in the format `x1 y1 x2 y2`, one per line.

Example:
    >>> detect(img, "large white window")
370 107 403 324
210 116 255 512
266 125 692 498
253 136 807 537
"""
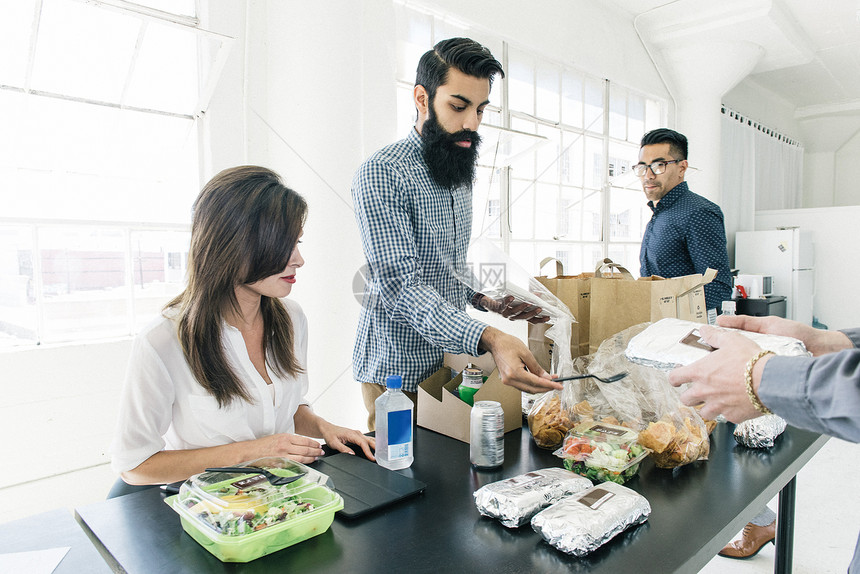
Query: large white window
394 4 666 277
0 0 231 347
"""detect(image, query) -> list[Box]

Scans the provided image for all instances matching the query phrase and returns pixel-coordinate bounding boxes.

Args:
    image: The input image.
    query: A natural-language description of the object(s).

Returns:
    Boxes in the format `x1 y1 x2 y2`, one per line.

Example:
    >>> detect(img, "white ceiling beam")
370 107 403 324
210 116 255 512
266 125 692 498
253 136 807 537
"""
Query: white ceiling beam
795 100 860 119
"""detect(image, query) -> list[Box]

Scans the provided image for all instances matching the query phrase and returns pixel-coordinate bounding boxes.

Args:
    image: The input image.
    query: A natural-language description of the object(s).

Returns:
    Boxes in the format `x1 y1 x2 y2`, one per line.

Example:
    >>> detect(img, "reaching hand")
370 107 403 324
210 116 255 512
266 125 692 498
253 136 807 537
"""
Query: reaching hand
668 325 767 423
479 295 550 324
318 422 376 461
716 314 852 357
260 433 326 464
480 327 561 393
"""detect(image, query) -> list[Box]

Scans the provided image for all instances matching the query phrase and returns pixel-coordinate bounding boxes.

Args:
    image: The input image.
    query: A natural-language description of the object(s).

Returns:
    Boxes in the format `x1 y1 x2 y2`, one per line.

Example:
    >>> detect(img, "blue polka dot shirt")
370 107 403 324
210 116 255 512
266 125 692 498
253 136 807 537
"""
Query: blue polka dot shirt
639 181 733 311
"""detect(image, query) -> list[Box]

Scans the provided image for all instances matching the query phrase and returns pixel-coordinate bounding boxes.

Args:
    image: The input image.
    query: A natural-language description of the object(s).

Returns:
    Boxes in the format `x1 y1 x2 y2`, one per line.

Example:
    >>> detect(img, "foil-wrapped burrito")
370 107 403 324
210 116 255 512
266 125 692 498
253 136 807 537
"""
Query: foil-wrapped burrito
625 318 809 371
734 414 787 448
531 481 651 556
473 468 592 528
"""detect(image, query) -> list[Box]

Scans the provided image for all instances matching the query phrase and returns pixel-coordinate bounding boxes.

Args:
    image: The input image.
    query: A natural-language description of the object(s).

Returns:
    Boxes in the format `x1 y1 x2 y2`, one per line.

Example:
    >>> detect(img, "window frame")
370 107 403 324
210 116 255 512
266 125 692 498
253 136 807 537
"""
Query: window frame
0 0 230 348
393 6 668 276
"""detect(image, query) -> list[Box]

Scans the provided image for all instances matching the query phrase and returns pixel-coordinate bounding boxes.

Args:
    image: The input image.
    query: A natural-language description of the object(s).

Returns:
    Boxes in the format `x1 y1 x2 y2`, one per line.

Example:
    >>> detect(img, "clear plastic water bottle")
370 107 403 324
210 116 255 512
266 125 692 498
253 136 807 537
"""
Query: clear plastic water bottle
375 375 414 470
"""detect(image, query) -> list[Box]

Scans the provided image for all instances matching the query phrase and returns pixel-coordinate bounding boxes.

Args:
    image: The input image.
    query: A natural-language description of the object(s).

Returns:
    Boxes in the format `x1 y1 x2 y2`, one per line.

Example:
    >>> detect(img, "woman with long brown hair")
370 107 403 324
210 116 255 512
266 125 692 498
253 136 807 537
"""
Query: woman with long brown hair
110 166 374 492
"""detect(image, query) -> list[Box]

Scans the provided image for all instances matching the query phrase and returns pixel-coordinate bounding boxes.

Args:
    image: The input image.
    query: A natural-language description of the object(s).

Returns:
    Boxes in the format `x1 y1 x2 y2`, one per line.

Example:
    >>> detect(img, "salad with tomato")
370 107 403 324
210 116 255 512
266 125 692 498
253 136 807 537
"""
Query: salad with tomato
554 421 649 484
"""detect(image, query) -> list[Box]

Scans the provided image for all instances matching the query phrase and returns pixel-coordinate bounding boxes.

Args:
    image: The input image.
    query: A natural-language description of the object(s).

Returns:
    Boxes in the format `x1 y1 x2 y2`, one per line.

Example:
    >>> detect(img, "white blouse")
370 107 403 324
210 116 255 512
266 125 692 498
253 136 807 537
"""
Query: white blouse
110 298 311 474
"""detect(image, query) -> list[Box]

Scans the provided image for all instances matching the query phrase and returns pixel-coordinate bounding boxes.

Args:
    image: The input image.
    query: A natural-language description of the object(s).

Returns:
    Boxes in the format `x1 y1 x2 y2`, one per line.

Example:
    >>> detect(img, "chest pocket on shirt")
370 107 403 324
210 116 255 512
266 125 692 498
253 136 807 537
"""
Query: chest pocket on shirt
186 393 255 444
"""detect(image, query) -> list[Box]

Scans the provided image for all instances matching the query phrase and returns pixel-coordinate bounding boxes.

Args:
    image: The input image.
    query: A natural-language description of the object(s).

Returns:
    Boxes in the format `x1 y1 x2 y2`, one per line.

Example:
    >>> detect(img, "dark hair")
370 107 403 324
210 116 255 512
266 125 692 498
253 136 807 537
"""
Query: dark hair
166 166 307 407
640 128 688 160
415 37 504 100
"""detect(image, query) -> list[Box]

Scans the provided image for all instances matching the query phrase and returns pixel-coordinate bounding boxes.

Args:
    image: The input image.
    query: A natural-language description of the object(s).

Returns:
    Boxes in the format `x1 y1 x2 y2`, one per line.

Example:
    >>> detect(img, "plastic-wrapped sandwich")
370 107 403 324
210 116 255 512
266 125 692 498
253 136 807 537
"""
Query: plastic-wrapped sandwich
531 481 650 556
473 468 592 528
734 414 787 448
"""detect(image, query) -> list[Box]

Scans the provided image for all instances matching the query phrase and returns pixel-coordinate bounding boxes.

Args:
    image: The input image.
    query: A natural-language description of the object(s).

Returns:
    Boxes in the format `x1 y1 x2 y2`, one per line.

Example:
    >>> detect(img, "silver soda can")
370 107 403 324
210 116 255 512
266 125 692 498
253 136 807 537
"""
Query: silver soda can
470 400 505 469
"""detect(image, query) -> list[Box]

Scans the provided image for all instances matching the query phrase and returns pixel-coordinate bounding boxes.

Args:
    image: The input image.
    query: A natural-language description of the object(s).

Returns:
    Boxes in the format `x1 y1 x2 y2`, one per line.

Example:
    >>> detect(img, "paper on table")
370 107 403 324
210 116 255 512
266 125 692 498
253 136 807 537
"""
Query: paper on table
0 547 70 574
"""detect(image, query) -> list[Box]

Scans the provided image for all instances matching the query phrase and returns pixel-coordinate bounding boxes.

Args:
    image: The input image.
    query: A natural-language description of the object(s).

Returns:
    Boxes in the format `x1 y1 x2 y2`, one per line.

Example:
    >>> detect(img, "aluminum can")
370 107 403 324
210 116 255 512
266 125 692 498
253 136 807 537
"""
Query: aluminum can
470 400 505 469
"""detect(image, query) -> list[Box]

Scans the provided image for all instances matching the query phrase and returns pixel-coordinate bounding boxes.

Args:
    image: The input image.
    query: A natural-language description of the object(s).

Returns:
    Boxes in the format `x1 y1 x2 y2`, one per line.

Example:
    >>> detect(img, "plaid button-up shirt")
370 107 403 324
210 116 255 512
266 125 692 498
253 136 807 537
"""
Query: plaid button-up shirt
351 128 487 392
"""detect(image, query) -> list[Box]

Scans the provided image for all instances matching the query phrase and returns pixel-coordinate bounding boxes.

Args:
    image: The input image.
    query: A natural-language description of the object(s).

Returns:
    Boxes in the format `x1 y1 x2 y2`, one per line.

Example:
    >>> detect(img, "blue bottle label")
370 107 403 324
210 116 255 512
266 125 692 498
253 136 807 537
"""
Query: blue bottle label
387 409 412 459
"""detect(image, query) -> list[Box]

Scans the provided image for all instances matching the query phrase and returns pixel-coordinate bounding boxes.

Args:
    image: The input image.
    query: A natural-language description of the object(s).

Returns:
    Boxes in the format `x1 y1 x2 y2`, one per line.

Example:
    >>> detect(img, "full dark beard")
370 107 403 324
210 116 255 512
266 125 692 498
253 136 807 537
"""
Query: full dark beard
420 109 481 190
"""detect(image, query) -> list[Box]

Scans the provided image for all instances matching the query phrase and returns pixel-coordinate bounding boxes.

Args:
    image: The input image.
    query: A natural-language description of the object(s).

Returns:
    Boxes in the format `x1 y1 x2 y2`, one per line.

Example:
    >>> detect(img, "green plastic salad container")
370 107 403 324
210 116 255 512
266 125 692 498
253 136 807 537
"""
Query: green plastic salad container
168 457 343 562
553 421 650 484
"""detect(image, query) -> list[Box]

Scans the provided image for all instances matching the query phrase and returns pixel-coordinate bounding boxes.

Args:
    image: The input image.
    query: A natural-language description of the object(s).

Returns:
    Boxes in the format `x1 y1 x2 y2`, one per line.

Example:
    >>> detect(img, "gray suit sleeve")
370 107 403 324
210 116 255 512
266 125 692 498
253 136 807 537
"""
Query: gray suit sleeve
759 330 860 443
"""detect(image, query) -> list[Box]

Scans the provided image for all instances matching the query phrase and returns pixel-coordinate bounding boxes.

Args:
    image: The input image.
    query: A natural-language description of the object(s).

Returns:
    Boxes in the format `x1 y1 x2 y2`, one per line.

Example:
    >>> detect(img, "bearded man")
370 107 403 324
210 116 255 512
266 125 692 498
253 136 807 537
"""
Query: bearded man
351 37 559 430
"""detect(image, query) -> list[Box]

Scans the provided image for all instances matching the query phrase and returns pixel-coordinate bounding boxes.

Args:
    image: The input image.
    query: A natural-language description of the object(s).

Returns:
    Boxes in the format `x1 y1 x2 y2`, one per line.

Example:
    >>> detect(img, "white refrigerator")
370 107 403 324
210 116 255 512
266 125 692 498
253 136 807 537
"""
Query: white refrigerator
734 228 815 325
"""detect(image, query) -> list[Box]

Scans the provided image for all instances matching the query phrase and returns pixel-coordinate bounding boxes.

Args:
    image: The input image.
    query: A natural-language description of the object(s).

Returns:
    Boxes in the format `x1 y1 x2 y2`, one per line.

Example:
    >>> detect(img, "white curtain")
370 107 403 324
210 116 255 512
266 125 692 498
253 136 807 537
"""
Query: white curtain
720 108 804 260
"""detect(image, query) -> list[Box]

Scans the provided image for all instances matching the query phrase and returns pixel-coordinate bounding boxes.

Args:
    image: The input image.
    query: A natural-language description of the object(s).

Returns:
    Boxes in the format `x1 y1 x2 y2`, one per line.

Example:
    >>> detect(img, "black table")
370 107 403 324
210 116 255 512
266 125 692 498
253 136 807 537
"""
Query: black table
0 509 111 573
75 422 827 574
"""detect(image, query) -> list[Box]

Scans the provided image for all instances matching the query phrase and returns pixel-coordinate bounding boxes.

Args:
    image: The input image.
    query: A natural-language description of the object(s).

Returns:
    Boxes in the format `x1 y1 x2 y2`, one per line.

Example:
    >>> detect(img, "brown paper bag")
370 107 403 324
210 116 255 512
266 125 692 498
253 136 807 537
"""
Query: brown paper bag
588 258 716 353
528 258 592 371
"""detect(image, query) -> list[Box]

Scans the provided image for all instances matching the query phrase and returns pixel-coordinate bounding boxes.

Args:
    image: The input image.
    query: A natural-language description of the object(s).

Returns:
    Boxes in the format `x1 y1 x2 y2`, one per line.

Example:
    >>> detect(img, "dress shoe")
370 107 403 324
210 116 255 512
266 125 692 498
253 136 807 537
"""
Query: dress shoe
719 520 776 559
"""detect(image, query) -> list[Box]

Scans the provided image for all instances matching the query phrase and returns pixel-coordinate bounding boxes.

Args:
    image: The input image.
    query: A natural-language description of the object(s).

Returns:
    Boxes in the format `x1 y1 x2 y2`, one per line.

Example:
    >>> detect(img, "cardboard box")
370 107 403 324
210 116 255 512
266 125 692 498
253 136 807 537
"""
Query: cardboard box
417 352 521 444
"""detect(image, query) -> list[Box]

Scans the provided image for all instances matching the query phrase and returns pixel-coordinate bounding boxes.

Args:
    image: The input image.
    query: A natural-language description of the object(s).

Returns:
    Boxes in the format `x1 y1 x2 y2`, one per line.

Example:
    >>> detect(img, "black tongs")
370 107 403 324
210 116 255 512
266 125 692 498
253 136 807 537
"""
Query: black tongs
552 372 629 384
205 466 306 486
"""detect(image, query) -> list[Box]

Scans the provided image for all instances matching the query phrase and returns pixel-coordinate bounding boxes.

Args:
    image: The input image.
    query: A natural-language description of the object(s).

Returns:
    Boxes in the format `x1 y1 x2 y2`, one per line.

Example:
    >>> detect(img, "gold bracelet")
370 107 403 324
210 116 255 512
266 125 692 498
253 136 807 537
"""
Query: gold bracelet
745 350 774 415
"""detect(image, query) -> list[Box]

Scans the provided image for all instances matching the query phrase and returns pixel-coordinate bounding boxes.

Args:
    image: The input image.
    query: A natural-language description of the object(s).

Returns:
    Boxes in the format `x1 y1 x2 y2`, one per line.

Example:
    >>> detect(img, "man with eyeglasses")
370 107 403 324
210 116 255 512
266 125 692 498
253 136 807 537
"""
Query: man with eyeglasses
636 128 733 313
637 128 773 560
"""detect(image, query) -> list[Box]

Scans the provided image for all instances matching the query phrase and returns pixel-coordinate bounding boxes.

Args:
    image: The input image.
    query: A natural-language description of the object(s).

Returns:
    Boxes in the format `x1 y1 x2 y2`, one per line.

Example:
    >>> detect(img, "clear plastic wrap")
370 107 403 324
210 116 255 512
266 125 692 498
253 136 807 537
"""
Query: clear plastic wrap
527 390 574 450
553 422 650 484
522 391 541 416
531 481 651 556
733 415 787 448
473 468 592 528
455 239 576 376
527 324 715 468
636 412 713 468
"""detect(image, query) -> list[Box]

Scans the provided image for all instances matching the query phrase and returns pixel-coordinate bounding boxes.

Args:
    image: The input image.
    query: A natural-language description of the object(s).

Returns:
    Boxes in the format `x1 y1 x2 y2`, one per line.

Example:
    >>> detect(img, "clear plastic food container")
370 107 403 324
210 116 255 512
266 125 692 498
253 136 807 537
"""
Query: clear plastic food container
553 421 650 484
168 457 343 562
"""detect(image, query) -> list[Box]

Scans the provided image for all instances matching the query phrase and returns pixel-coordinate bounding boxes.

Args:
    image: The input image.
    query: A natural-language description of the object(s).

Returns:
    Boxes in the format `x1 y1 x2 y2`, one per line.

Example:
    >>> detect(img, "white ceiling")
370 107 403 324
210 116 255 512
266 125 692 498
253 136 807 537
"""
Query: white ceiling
754 0 860 113
606 0 860 115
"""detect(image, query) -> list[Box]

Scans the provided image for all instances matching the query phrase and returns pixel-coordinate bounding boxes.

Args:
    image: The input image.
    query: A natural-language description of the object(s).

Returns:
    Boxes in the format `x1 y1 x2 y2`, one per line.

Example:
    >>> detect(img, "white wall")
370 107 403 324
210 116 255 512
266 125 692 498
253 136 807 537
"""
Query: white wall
755 207 860 330
723 79 801 140
725 77 860 211
835 130 860 206
804 152 836 208
0 341 132 485
237 1 397 429
200 1 248 174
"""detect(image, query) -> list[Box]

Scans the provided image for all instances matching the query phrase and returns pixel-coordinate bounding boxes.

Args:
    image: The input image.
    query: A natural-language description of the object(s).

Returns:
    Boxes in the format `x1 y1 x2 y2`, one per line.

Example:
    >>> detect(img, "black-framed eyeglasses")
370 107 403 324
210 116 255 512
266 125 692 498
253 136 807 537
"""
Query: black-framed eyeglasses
632 159 682 177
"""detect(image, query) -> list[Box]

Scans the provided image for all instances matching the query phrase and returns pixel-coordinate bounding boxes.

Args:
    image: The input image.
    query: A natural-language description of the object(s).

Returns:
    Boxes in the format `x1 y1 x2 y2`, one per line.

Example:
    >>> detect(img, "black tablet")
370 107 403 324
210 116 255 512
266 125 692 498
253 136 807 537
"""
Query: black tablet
310 453 427 519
